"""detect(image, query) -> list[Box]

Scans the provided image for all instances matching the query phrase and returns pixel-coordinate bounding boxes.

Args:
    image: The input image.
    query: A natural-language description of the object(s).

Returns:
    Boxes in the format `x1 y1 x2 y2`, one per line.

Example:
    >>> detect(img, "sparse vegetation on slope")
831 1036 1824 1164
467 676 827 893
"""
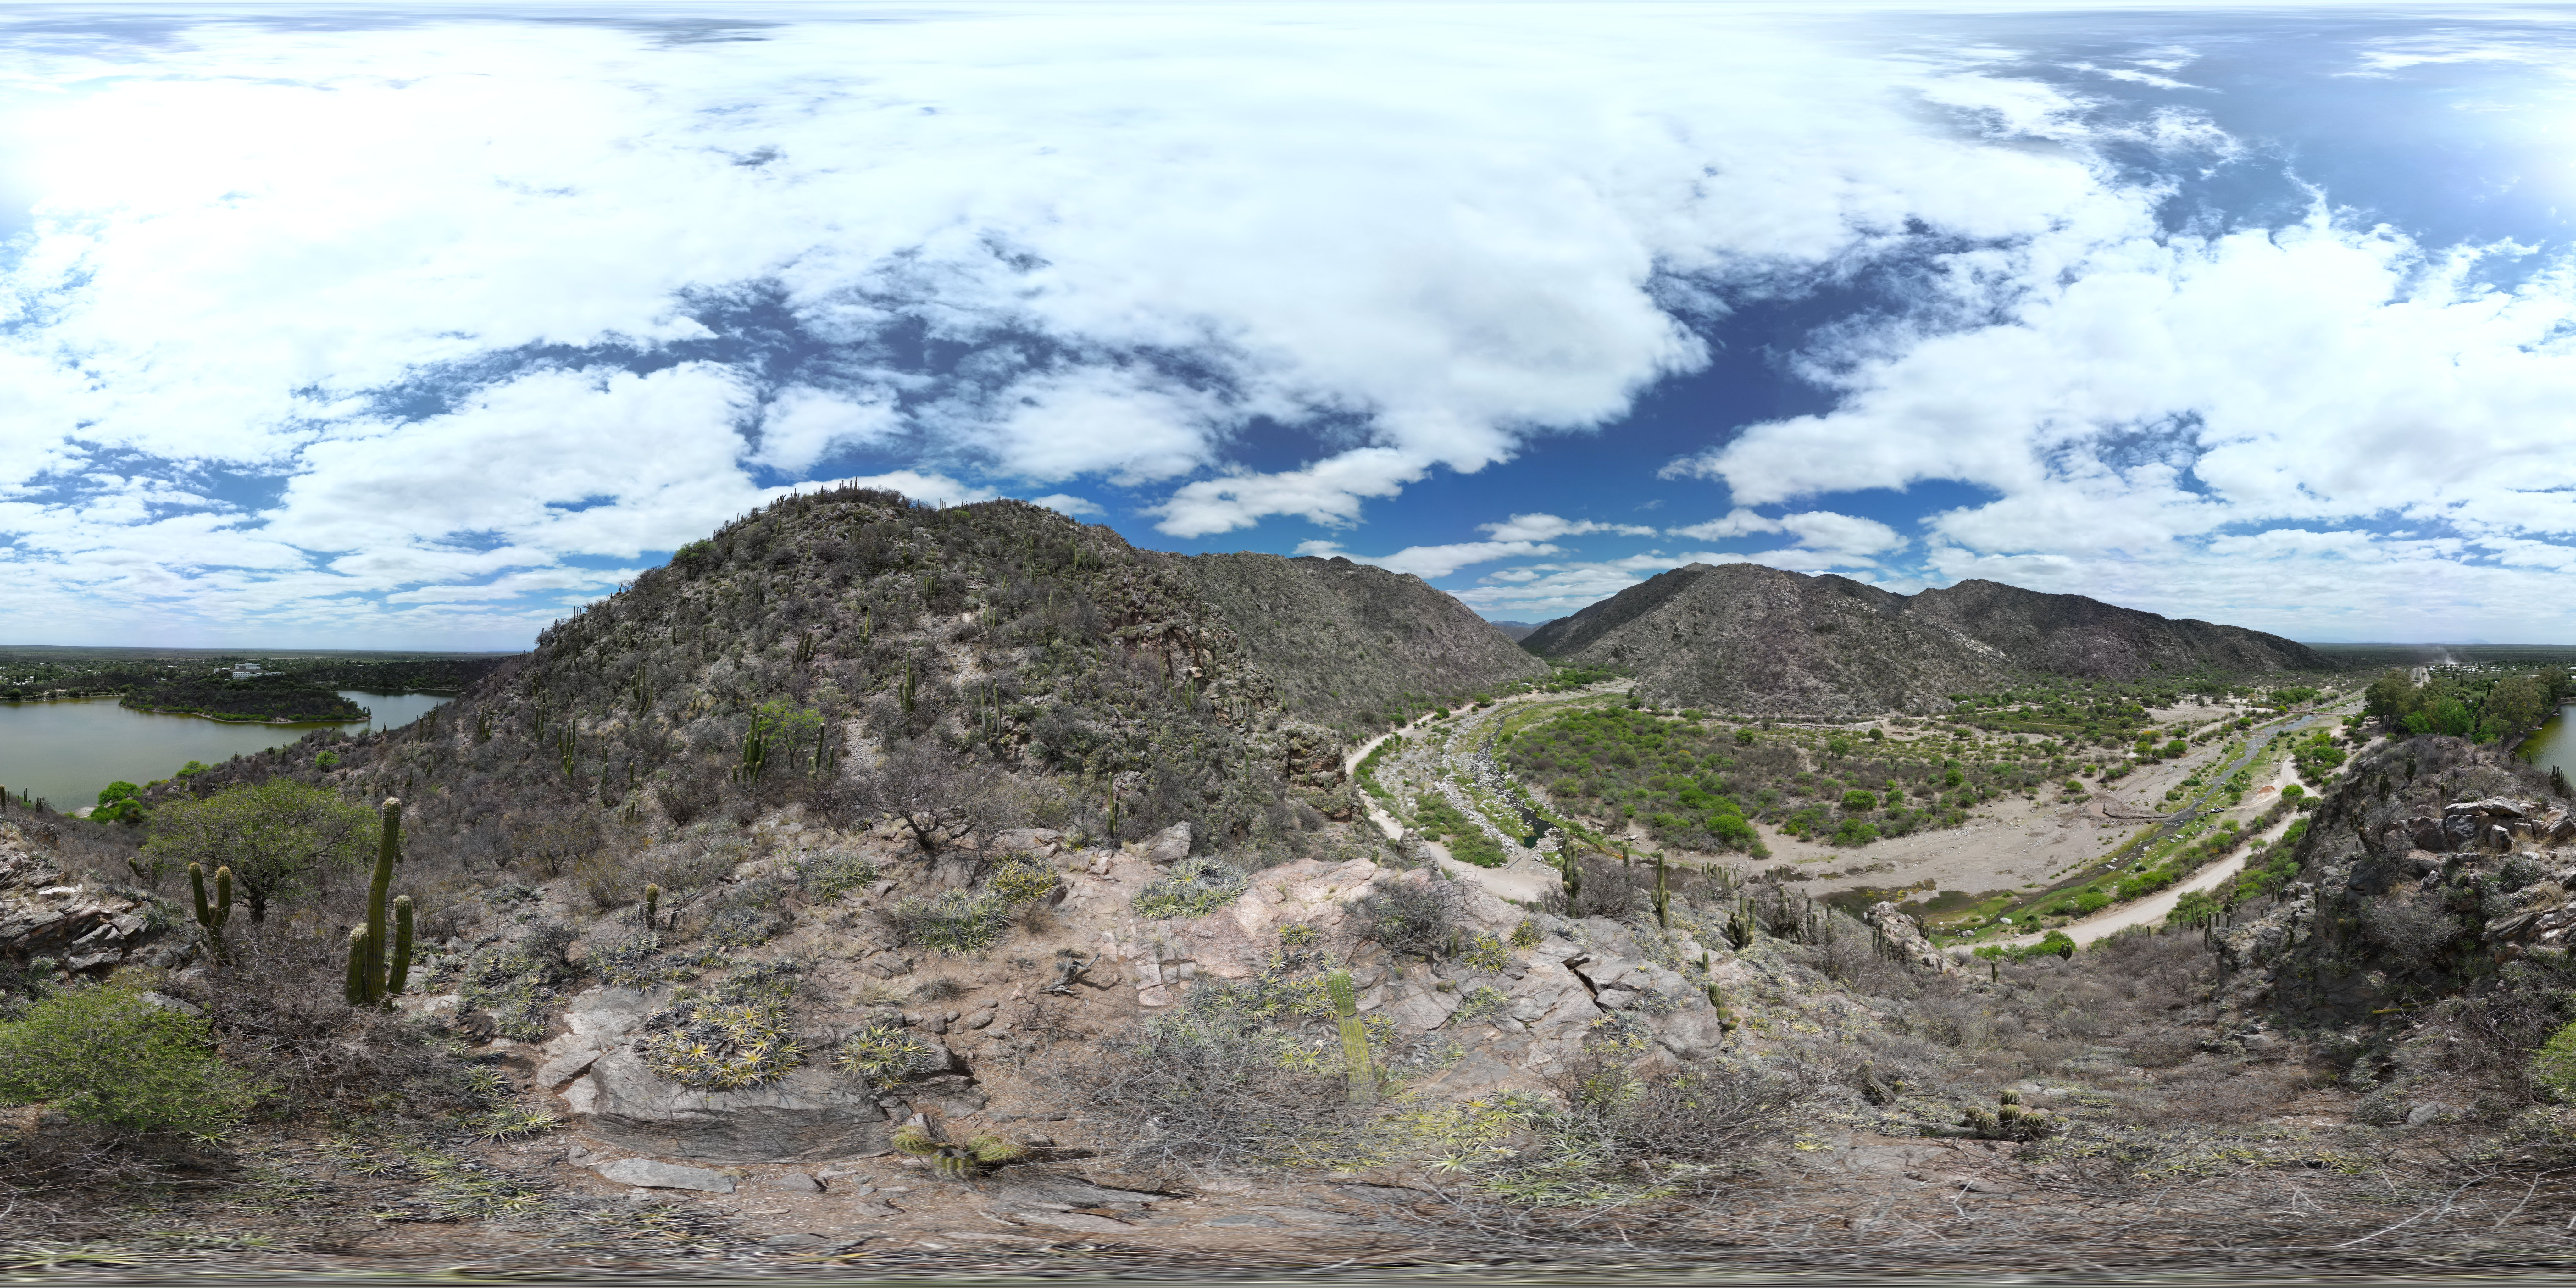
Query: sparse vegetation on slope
1520 562 2329 717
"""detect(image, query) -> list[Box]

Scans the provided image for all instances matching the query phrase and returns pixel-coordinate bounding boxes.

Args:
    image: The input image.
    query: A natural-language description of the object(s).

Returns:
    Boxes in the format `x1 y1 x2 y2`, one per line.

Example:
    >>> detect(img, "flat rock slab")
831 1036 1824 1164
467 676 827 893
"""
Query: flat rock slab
1010 1210 1140 1235
571 1047 891 1164
592 1158 736 1193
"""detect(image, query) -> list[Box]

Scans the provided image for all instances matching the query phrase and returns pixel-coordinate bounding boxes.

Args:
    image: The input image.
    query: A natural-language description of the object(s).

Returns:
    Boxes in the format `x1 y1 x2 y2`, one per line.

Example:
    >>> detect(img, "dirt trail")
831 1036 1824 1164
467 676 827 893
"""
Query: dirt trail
2001 703 2359 948
1341 685 1621 904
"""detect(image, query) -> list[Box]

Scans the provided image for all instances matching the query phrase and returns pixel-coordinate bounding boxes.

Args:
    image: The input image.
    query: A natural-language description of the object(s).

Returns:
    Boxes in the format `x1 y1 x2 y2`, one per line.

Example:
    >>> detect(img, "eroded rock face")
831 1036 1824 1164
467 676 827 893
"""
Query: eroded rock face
0 823 174 973
1866 901 1958 974
569 1047 892 1164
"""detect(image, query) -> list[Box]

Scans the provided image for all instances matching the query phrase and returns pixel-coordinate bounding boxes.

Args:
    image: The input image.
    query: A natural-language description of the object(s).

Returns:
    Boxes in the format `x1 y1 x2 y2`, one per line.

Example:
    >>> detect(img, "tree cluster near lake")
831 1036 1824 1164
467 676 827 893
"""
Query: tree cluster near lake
121 676 367 724
2363 665 2570 745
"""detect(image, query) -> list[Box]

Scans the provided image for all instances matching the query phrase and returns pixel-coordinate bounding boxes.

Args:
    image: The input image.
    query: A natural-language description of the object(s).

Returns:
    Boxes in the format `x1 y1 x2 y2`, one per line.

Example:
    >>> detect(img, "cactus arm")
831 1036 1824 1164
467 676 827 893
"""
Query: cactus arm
386 895 415 1000
345 924 372 1006
213 865 231 930
190 862 213 928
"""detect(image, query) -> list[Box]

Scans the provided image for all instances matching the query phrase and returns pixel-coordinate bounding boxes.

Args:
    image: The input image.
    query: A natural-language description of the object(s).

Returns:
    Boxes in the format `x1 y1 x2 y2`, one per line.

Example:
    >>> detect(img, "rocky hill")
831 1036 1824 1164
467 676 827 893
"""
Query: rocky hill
152 487 1541 876
1183 554 1546 728
1519 564 2328 716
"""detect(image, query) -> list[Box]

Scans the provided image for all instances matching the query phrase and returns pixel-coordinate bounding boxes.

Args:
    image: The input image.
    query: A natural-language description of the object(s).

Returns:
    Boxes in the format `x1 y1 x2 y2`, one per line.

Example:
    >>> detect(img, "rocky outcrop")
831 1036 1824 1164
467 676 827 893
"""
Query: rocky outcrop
1520 563 2324 716
2218 736 2567 1026
1867 901 1959 974
0 821 176 973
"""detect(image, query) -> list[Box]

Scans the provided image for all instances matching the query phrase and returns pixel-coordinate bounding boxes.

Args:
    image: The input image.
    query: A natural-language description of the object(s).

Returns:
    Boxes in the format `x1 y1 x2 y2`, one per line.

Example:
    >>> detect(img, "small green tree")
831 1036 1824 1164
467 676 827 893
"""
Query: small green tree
92 780 143 825
0 984 264 1134
139 779 375 921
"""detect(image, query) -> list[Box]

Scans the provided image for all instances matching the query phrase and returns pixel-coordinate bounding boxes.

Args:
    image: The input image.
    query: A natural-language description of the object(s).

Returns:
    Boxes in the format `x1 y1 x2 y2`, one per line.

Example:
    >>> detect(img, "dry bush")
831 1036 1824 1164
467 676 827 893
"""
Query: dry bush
1797 927 1918 997
1542 1048 1824 1174
1048 1017 1363 1183
2365 893 2462 961
2120 1062 2307 1128
1355 878 1461 960
655 776 718 829
182 919 485 1118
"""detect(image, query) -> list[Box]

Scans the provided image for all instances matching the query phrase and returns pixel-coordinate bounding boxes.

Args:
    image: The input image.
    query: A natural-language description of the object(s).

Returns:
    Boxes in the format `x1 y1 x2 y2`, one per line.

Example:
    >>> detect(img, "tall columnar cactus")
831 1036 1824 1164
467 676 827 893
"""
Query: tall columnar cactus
1653 852 1670 930
644 882 662 931
345 797 414 1008
366 797 398 985
1327 969 1375 1106
189 861 233 962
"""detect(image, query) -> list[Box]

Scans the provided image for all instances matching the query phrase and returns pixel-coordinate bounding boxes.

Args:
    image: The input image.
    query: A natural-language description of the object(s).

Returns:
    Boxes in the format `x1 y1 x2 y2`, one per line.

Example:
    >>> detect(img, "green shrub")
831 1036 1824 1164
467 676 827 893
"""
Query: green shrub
1710 813 1760 849
1452 984 1513 1026
1136 857 1251 920
1459 932 1511 974
986 854 1060 904
2535 1021 2576 1102
1449 828 1507 869
888 858 1060 953
1841 790 1878 811
0 984 264 1135
888 890 1014 955
798 849 881 897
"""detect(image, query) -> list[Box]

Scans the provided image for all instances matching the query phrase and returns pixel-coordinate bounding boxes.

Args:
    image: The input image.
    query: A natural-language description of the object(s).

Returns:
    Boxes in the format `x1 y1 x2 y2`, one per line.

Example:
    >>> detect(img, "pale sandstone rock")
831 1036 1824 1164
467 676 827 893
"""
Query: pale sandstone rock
592 1157 736 1193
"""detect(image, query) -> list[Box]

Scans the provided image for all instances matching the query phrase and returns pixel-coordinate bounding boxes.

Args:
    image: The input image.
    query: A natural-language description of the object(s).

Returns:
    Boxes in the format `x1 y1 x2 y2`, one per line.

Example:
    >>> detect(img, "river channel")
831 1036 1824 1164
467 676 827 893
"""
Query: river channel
0 691 450 814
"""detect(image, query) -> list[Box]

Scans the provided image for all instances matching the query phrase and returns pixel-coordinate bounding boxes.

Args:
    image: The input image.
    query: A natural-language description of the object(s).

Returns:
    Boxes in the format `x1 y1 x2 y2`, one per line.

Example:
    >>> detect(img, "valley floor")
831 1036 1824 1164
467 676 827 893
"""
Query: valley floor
1356 681 2364 943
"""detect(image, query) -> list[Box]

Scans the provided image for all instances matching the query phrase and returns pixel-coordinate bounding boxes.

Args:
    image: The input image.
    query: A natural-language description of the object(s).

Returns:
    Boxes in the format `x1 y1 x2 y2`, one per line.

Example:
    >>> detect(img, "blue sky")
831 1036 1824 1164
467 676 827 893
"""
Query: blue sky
7 3 2576 649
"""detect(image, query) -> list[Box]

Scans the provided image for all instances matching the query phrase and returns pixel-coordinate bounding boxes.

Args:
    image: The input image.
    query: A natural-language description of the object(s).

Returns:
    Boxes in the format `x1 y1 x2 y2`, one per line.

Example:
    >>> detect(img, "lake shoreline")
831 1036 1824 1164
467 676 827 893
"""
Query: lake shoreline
0 690 455 811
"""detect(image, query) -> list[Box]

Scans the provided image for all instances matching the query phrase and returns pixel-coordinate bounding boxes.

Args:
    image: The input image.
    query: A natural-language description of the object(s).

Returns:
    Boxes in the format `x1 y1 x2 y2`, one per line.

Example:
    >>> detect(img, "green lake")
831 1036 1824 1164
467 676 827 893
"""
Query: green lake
0 691 451 815
2518 702 2576 778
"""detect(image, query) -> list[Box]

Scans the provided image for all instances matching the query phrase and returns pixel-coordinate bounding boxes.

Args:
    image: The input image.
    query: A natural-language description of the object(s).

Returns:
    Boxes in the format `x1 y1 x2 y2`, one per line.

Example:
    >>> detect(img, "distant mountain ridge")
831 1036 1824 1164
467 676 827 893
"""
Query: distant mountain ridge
1520 563 2328 716
1485 620 1543 642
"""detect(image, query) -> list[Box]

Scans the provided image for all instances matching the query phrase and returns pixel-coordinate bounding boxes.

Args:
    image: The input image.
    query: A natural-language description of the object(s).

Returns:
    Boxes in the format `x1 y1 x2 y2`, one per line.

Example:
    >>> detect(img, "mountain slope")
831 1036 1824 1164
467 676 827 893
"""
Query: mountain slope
154 488 1538 868
1521 563 2327 716
1183 554 1546 728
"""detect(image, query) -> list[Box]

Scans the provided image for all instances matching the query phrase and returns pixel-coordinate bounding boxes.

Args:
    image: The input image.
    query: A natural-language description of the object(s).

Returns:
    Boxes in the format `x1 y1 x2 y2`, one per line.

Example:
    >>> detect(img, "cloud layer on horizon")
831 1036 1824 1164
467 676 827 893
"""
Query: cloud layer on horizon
2 8 2575 645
